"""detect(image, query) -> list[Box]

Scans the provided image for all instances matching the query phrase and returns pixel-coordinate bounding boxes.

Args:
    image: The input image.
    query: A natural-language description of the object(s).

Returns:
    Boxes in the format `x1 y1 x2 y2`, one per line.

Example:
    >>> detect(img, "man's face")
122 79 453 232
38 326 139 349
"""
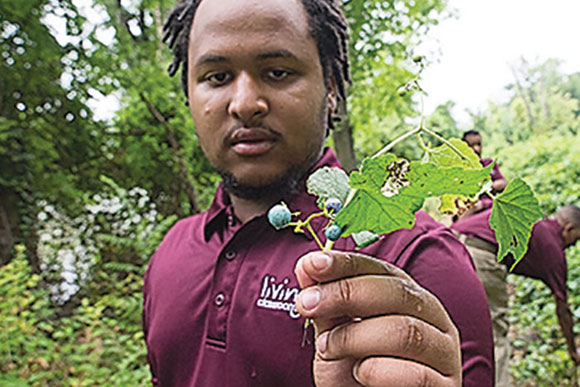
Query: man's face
464 134 482 157
562 224 580 248
187 0 333 191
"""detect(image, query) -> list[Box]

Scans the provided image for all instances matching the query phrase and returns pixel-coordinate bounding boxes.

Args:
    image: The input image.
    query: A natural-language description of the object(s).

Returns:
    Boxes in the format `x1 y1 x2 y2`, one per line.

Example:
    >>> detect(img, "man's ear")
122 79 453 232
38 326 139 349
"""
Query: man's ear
563 222 575 234
327 78 338 114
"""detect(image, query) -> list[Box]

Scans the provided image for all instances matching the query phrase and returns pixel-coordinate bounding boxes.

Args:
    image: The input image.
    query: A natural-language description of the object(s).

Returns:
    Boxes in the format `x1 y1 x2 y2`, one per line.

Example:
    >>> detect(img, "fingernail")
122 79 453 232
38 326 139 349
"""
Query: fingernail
300 287 320 311
316 331 328 355
311 252 331 271
352 360 362 384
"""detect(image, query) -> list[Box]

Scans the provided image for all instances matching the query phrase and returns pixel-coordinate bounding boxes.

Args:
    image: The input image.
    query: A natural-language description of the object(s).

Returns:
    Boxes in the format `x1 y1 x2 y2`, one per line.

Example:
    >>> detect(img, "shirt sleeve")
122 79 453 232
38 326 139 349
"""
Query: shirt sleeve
402 230 495 387
528 234 568 302
490 162 504 182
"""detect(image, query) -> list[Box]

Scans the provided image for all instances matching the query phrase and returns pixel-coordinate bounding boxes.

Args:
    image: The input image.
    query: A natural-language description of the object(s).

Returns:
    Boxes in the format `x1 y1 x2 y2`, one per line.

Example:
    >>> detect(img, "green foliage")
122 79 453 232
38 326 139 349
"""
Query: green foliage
490 178 543 268
0 176 175 385
335 153 493 237
306 167 351 208
477 61 580 384
343 0 450 161
0 246 150 386
427 138 481 170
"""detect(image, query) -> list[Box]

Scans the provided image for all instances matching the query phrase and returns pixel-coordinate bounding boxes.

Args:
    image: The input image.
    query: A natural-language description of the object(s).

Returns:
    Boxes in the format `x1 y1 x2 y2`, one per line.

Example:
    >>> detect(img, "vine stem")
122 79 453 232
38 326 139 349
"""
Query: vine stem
371 126 422 159
420 126 469 162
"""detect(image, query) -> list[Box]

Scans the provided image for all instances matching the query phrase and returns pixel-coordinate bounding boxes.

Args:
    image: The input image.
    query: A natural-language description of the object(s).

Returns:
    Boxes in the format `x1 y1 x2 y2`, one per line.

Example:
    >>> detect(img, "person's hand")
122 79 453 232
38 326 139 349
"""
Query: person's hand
294 250 462 386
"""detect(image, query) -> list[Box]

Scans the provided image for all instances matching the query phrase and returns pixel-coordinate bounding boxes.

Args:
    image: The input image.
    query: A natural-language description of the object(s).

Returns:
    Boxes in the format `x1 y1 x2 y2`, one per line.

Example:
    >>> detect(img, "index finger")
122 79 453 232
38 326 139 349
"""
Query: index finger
294 250 412 289
294 250 456 334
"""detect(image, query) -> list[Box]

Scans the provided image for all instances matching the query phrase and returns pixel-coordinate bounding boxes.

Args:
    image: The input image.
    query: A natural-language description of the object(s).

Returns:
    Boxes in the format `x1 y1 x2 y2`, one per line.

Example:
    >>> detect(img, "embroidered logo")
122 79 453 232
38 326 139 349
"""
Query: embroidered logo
256 275 300 319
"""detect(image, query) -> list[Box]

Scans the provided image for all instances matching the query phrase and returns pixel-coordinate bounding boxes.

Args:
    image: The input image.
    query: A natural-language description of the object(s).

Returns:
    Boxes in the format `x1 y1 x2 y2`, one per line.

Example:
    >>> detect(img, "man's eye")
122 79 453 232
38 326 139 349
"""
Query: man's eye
206 72 231 86
266 69 291 81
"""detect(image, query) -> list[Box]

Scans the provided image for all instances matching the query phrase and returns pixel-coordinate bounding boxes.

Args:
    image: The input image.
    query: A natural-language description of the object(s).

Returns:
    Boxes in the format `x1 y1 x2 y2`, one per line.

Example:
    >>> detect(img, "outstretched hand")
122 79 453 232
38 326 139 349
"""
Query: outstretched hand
294 250 462 386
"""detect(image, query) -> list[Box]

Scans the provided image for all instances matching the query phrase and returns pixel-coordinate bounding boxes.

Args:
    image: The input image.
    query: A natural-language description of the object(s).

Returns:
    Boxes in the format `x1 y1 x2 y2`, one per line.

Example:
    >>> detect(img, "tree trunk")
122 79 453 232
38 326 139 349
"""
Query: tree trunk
332 100 358 172
0 188 19 266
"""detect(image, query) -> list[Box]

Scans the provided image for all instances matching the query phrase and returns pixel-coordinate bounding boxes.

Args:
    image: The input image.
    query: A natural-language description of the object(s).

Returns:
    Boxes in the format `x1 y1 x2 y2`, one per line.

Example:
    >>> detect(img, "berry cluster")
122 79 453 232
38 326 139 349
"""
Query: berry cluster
267 197 344 247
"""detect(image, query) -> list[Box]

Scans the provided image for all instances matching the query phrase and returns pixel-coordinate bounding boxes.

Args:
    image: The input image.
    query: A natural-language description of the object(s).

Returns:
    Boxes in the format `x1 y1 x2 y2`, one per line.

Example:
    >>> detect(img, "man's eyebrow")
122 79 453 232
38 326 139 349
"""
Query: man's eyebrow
257 49 297 61
195 54 229 67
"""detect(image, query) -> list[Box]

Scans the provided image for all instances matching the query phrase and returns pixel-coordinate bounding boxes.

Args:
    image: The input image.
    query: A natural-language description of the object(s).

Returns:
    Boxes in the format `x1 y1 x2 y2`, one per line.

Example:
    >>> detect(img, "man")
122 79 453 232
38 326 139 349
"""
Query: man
459 130 507 218
143 0 494 385
452 205 580 386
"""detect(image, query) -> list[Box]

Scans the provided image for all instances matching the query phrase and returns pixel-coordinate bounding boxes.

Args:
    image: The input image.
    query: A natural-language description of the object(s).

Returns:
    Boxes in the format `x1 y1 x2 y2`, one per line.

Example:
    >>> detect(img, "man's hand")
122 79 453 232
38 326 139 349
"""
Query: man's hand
294 250 462 386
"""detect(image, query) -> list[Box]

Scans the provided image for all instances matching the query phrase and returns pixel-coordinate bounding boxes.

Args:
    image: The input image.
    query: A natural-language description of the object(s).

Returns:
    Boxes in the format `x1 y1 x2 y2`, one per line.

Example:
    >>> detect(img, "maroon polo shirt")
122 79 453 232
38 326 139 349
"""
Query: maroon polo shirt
143 148 494 386
451 208 568 301
481 158 504 183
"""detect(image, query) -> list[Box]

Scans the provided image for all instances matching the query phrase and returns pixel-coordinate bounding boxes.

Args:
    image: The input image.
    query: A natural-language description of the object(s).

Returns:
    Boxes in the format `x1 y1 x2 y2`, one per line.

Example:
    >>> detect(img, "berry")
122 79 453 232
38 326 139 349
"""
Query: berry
325 197 343 215
412 54 423 63
325 224 342 241
267 204 292 230
397 86 407 97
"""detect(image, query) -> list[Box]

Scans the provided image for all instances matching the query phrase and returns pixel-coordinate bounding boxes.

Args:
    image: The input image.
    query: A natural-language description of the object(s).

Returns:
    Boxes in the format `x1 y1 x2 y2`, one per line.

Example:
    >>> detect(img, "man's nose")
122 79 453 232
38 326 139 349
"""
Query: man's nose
227 72 268 125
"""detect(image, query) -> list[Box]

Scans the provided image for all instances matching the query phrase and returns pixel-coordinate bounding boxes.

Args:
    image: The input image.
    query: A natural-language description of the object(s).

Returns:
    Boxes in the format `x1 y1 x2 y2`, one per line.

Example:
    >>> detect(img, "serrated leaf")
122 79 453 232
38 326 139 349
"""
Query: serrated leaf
336 190 420 236
405 161 491 216
403 161 493 197
306 166 351 208
349 154 398 190
336 160 492 237
490 178 543 268
428 138 481 169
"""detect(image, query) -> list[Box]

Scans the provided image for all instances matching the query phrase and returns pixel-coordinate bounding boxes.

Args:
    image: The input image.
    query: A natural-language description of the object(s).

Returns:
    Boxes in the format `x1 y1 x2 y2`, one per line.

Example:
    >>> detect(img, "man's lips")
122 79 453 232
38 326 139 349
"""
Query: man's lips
227 127 280 157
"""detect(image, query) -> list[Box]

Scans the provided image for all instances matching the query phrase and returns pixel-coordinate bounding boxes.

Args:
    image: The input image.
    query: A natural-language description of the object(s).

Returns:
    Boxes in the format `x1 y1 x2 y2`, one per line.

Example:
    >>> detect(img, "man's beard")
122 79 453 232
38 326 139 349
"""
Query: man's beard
217 151 321 203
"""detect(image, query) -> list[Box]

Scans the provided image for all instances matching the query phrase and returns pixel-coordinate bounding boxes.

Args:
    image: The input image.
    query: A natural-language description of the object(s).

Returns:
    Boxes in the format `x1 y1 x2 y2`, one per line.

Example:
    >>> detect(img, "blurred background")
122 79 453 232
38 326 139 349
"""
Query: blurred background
1 0 579 385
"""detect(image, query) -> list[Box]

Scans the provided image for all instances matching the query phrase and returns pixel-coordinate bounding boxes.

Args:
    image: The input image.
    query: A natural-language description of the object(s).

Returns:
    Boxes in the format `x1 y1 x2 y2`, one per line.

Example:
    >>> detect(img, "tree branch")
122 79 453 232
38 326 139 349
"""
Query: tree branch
140 93 200 213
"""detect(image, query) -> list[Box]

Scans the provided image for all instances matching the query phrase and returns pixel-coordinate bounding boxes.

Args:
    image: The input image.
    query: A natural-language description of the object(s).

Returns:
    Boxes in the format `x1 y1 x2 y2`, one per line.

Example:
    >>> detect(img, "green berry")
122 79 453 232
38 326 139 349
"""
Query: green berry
325 198 343 215
267 204 292 230
397 86 407 97
325 224 342 241
412 54 423 63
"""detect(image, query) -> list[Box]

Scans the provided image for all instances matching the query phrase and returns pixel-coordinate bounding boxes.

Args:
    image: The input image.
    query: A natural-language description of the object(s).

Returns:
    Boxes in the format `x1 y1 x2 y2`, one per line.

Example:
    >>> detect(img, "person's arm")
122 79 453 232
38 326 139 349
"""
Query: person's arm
555 297 580 364
294 251 462 386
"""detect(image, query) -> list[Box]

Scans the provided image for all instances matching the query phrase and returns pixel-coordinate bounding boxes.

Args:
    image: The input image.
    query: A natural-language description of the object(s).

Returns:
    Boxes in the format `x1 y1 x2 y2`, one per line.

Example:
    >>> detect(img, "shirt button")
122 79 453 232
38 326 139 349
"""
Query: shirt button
215 292 225 307
225 250 236 260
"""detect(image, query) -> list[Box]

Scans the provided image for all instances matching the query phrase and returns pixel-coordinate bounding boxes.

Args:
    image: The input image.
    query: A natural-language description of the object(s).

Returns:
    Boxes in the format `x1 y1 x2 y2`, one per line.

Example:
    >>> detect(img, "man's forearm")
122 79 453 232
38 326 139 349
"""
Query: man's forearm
555 298 577 355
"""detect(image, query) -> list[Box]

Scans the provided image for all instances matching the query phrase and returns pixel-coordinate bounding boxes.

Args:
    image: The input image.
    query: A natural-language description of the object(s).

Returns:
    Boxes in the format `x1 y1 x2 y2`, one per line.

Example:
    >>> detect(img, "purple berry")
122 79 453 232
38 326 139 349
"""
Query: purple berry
325 198 343 215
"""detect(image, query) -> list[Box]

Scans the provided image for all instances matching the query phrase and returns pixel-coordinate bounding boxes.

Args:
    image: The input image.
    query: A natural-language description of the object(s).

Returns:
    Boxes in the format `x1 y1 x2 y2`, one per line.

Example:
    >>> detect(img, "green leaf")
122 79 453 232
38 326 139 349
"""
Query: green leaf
306 166 351 208
426 140 483 215
490 178 543 268
427 138 481 169
349 154 398 190
352 230 381 249
336 158 492 237
336 189 419 236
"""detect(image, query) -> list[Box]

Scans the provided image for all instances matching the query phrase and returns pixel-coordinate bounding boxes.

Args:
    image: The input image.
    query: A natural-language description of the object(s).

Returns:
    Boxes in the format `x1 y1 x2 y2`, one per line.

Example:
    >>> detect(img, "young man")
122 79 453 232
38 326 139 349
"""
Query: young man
143 0 494 385
459 130 507 218
452 205 580 386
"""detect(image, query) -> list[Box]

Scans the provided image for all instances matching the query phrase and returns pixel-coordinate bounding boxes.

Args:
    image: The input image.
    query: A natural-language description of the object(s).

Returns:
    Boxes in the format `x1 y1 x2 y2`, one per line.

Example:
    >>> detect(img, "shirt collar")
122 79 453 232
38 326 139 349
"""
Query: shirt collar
203 147 342 241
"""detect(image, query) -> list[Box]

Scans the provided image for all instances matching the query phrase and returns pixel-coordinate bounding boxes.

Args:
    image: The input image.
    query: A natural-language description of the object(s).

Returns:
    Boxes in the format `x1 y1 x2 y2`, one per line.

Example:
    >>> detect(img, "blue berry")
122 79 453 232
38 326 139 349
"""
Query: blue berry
325 198 343 215
267 204 292 230
325 224 342 241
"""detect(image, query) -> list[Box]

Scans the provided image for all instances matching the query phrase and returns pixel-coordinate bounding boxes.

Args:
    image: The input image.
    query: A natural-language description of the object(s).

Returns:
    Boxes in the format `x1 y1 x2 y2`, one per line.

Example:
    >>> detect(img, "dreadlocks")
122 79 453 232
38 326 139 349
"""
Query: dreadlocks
162 0 351 129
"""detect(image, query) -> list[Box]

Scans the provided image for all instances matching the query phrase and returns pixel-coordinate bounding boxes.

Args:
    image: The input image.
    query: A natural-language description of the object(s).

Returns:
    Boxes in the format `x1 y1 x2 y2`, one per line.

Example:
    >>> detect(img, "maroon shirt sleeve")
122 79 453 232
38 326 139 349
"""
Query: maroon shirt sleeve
451 208 496 245
402 228 495 386
480 158 504 182
506 219 568 301
365 213 495 386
